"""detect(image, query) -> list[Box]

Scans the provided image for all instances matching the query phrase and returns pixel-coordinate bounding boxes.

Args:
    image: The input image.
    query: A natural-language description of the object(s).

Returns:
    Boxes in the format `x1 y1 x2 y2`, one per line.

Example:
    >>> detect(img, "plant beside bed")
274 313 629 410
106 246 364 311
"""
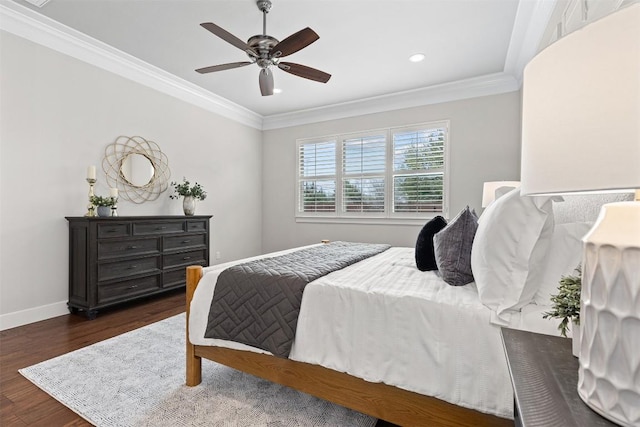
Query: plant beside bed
543 268 582 337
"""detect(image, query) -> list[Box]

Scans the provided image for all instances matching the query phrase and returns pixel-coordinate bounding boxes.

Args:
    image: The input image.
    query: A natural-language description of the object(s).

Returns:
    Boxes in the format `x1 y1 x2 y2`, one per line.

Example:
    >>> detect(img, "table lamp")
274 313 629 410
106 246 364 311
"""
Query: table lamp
520 4 639 426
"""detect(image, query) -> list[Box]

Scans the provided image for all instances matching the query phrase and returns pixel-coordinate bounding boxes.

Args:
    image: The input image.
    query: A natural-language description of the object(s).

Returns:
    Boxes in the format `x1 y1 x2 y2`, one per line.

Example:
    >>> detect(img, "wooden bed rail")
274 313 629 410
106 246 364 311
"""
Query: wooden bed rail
184 263 511 427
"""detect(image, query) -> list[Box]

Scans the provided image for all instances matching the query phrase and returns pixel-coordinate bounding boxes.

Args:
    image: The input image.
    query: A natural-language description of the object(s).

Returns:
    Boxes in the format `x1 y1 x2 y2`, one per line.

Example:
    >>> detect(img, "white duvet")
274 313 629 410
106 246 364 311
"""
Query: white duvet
189 246 560 419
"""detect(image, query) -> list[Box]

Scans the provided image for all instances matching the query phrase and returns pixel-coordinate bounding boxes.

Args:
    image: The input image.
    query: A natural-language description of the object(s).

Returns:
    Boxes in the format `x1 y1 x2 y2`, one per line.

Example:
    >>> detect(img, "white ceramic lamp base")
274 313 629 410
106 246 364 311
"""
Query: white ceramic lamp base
578 202 640 426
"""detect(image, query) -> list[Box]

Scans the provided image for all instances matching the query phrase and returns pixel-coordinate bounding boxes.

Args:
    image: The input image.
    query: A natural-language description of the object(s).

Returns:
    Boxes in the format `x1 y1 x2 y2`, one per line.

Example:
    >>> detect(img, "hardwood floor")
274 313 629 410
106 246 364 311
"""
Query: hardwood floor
1 291 397 426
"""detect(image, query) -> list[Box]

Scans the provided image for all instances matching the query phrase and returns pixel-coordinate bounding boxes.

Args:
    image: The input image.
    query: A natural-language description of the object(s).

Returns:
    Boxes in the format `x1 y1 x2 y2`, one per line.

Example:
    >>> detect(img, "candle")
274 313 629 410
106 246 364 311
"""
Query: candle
110 188 118 198
87 165 96 180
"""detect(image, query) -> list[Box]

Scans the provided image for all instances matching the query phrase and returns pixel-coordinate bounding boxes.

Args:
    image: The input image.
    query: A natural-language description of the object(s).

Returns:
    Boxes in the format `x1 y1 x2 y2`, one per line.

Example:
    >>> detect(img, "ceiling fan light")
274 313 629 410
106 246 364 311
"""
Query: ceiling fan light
409 53 425 63
273 88 282 94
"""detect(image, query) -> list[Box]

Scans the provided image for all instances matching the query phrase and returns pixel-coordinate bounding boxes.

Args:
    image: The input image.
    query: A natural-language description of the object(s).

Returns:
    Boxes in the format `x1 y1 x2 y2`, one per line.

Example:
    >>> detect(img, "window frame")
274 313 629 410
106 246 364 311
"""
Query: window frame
295 121 450 224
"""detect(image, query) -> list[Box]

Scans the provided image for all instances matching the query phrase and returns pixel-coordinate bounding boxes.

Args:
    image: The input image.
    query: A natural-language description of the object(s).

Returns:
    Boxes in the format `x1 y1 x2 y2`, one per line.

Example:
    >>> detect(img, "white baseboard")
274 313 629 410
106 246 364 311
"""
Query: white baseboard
0 301 69 331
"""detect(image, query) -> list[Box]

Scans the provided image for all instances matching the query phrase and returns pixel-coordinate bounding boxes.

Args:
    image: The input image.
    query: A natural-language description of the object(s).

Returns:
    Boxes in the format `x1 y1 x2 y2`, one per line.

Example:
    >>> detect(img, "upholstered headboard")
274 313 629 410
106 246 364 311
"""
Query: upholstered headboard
553 192 635 224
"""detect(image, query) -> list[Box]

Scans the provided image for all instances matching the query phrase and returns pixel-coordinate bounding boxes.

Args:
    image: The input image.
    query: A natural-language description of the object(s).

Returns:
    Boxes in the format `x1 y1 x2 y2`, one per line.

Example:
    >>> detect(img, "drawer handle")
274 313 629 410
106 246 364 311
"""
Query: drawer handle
127 285 138 289
106 229 117 233
183 256 191 260
181 240 191 244
128 265 138 269
127 245 138 250
156 226 167 230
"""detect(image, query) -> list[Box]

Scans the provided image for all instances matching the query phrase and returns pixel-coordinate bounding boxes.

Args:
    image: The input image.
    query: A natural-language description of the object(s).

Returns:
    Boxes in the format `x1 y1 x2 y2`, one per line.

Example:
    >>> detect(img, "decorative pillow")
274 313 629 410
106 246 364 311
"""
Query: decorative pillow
433 206 478 286
471 188 559 324
534 222 592 305
415 216 448 271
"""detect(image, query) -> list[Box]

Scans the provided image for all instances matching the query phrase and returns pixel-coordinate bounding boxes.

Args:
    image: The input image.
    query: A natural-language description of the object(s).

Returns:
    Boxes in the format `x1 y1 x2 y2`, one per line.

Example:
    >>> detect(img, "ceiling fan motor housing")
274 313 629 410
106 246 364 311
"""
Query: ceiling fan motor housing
247 34 279 62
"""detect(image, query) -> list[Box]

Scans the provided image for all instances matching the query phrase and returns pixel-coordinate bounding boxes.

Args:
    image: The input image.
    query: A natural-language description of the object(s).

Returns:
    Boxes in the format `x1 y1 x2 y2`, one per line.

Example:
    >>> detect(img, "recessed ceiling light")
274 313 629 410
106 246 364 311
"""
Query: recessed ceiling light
409 53 426 63
273 88 282 94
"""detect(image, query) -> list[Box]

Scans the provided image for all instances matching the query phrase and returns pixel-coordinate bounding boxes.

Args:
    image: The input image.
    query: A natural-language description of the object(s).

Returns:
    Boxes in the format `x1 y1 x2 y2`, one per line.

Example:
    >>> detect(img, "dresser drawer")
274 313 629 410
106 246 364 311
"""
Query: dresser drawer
98 256 161 281
98 275 161 304
133 221 184 235
97 223 130 239
98 238 160 260
164 234 206 251
163 268 187 288
163 249 207 269
187 220 207 232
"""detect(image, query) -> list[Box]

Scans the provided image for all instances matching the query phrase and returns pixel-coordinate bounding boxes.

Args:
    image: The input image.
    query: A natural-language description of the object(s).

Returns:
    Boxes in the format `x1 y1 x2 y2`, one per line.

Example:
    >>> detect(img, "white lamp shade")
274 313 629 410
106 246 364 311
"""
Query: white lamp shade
481 181 520 207
520 4 640 196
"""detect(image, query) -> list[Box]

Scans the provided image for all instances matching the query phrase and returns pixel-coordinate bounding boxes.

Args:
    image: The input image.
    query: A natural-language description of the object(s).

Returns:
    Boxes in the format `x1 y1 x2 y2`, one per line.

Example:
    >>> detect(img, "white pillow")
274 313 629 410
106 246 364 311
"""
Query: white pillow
471 188 559 324
533 222 592 306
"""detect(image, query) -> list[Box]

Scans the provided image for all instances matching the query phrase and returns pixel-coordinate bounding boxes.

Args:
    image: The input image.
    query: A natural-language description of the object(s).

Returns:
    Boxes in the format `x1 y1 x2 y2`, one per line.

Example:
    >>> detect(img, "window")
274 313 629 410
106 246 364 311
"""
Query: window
392 126 445 213
297 122 448 221
298 140 336 213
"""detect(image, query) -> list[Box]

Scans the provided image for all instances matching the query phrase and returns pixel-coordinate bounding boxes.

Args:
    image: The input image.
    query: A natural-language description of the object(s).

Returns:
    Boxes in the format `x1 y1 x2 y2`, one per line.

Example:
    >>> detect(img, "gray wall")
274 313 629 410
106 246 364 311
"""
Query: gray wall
0 31 263 328
262 92 522 252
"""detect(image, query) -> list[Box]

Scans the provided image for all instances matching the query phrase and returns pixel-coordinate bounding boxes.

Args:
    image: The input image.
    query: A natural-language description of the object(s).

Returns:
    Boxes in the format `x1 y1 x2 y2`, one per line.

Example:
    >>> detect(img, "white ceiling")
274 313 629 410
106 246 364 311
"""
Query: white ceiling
8 0 553 119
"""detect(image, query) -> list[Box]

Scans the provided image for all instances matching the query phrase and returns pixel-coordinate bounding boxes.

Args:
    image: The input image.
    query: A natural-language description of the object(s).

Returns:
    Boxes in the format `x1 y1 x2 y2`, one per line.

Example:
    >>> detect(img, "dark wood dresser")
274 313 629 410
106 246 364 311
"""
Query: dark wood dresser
66 215 212 318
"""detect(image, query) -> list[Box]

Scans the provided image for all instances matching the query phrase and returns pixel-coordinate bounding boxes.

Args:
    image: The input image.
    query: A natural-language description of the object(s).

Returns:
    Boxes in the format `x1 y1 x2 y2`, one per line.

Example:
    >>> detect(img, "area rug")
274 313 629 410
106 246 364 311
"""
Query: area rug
19 314 376 427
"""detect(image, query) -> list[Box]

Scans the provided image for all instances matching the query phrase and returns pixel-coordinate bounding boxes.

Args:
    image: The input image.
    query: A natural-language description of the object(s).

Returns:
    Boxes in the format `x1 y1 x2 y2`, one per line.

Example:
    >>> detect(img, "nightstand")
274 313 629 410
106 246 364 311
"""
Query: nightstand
500 328 616 427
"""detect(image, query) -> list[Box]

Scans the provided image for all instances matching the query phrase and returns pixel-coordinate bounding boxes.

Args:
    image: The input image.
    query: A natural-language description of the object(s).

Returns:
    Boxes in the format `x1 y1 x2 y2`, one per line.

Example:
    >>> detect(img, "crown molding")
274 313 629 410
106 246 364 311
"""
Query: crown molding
261 72 520 130
504 0 558 86
0 1 263 130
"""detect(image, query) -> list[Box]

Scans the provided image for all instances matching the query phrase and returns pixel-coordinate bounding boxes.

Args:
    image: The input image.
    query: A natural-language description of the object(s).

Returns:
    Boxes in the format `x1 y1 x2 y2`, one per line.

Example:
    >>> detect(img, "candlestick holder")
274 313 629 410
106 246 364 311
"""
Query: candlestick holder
85 178 97 217
110 197 118 217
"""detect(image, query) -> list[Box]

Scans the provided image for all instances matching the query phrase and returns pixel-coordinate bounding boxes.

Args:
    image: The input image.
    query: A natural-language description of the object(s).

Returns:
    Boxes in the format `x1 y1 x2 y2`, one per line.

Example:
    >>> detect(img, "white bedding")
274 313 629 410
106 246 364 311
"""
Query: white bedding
189 246 561 419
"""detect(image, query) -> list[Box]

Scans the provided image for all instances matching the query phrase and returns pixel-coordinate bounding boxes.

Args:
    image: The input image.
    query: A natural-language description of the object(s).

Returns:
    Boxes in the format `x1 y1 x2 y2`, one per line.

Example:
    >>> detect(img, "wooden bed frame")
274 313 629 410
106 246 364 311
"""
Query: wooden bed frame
185 265 511 427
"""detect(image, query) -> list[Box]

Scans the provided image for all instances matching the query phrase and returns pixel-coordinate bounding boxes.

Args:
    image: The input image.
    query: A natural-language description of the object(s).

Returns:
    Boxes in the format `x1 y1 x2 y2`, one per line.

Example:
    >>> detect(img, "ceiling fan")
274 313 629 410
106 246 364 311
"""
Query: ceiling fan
195 0 331 96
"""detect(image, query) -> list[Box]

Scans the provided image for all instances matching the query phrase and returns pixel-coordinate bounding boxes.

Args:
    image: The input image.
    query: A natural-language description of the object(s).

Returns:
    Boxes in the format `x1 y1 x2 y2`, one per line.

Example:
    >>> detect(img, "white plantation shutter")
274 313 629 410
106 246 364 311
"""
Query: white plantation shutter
296 122 448 219
342 134 386 214
392 127 445 213
298 140 336 213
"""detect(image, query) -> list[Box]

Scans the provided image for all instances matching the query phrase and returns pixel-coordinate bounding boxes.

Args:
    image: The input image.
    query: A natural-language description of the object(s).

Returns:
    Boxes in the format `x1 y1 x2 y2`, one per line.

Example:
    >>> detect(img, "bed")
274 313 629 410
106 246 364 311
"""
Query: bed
185 191 628 426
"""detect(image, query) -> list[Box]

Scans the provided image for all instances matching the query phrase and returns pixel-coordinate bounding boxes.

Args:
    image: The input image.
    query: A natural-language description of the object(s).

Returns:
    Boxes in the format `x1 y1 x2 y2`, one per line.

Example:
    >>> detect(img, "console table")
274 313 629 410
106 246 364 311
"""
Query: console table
501 328 616 427
66 215 211 318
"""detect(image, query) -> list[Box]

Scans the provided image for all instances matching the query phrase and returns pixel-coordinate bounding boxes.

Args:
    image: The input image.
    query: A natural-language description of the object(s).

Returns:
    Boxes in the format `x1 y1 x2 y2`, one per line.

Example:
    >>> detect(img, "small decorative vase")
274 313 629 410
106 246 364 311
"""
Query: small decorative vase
183 196 196 216
97 206 111 217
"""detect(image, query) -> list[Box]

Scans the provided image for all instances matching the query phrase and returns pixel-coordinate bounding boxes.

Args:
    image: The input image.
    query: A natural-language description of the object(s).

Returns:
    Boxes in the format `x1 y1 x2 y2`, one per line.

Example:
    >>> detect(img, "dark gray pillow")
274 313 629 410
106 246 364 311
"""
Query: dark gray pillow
433 206 478 286
415 216 448 271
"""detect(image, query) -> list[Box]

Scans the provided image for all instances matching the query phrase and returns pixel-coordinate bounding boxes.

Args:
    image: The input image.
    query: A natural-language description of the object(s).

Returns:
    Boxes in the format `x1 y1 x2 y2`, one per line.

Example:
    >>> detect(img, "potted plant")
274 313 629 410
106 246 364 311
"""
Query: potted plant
90 195 116 217
543 267 582 356
170 178 207 216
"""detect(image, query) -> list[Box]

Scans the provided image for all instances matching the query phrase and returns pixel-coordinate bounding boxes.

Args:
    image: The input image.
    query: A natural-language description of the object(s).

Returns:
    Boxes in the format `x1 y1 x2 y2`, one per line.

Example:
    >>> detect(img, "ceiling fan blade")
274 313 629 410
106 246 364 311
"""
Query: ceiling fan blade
259 68 274 96
271 27 319 58
196 61 252 74
200 22 257 56
278 62 331 83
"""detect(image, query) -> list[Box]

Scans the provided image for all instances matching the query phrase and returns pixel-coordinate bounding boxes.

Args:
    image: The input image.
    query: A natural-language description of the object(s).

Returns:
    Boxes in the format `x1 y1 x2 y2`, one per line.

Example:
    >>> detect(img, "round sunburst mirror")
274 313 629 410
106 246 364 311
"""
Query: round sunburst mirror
103 136 171 203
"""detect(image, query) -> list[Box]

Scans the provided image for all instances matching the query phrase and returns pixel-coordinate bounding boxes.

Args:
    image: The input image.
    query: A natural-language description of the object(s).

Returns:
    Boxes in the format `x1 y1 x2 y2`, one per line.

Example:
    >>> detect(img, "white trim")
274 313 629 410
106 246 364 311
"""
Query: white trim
295 217 430 226
504 0 558 85
0 300 69 331
263 72 519 130
0 1 263 130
